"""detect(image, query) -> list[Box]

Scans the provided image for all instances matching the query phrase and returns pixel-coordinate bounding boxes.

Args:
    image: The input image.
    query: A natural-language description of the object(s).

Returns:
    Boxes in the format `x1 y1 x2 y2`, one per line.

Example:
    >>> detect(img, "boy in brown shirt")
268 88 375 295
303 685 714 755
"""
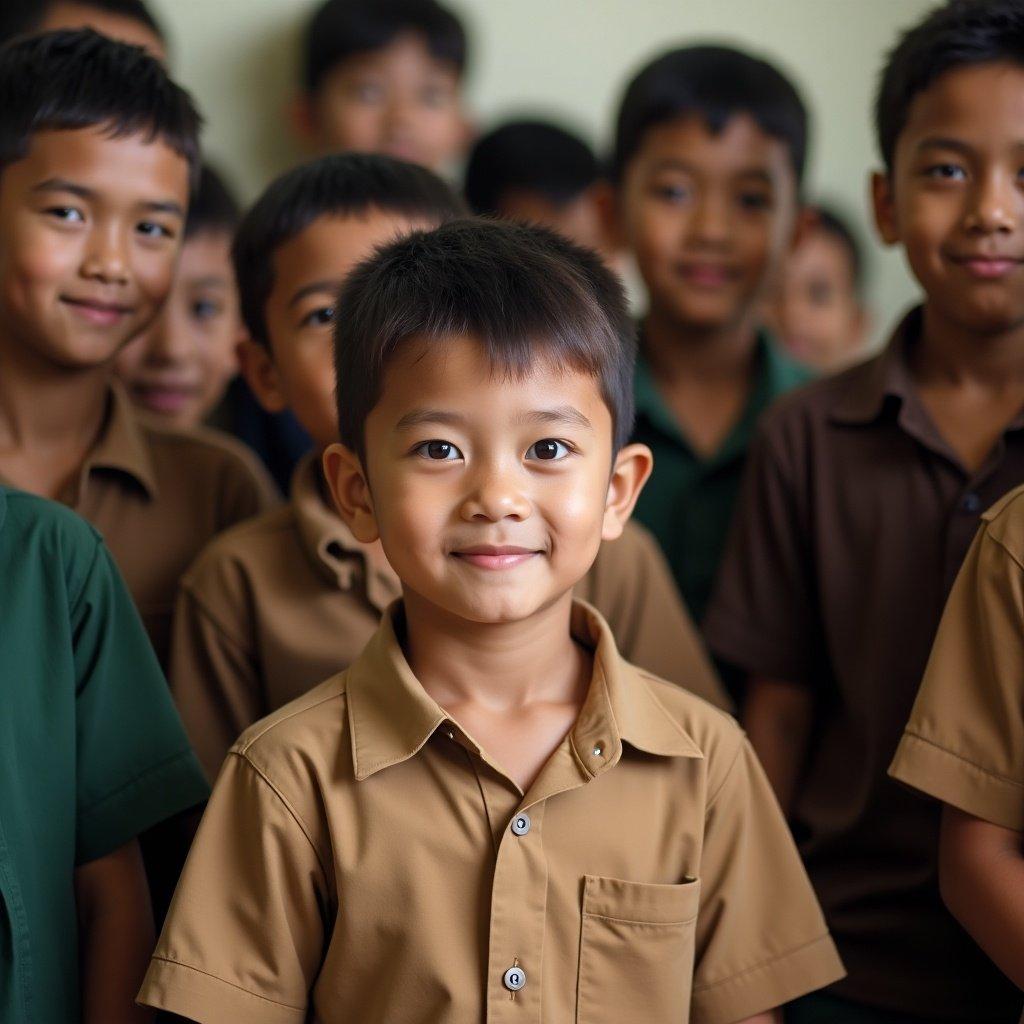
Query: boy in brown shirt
704 1 1024 1020
172 152 727 781
140 219 843 1022
891 484 1024 996
0 30 277 666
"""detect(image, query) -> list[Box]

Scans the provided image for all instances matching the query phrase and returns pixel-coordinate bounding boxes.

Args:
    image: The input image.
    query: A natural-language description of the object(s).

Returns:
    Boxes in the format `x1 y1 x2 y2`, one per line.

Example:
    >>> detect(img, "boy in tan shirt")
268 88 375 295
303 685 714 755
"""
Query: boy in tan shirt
171 152 726 780
141 218 842 1023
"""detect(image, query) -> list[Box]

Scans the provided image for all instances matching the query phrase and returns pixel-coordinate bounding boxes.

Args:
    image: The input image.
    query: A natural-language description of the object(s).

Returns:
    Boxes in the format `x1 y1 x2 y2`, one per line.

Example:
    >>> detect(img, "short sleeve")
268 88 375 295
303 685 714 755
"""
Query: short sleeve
581 522 731 710
74 542 209 864
139 752 330 1024
890 527 1024 831
703 419 818 686
692 738 844 1022
170 573 267 782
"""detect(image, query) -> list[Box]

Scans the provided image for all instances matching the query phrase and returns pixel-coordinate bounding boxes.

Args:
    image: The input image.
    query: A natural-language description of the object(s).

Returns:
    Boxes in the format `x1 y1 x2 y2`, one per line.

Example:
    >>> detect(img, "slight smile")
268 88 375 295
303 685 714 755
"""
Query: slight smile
451 546 541 570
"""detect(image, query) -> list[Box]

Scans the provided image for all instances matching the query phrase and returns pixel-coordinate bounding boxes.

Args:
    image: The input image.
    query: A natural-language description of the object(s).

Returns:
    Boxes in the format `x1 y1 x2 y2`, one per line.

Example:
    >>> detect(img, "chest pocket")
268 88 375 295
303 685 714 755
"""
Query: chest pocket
577 874 700 1024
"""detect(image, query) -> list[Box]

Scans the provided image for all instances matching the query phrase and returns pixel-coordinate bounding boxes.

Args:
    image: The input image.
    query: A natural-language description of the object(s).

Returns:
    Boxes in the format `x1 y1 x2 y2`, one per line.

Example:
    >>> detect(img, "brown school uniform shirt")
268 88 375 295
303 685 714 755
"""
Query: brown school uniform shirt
0 383 279 665
703 307 1024 1022
891 484 1024 832
140 601 843 1024
171 451 729 780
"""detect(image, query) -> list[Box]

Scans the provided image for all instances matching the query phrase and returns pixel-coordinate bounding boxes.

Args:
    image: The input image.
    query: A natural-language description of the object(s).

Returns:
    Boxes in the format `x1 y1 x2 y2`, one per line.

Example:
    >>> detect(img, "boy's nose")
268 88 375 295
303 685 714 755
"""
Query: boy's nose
146 313 194 366
459 465 532 522
965 171 1018 234
81 229 130 285
689 192 731 246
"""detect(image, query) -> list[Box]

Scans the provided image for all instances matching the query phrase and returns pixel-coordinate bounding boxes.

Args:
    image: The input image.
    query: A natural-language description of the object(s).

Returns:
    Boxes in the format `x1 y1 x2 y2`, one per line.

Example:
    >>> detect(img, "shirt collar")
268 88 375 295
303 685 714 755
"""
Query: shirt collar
346 600 703 783
290 450 401 610
72 382 159 504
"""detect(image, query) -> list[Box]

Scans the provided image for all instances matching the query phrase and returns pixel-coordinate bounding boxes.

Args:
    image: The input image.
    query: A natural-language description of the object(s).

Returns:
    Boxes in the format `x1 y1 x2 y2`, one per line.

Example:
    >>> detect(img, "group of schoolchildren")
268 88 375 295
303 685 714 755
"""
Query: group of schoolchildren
2 0 1024 1022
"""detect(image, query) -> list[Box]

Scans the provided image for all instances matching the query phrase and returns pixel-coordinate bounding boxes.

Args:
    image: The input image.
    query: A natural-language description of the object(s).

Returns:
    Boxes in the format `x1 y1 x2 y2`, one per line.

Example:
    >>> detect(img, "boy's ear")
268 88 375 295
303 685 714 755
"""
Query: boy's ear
602 442 654 542
593 178 627 250
789 204 820 253
871 170 899 246
323 443 379 543
236 336 288 414
289 93 318 147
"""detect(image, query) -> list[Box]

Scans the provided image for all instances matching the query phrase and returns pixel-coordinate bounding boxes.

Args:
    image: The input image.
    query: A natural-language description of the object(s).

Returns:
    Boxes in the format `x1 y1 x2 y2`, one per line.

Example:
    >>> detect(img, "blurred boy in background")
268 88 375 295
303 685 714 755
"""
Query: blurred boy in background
0 0 165 57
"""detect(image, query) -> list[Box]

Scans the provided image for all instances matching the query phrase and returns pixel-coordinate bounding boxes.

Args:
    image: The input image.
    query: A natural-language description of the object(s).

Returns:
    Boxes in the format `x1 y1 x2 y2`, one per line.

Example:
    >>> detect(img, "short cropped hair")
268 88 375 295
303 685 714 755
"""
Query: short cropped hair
464 120 601 216
334 219 636 460
0 30 200 180
302 0 467 96
185 164 240 241
612 44 809 186
233 152 466 351
876 0 1024 171
0 0 164 47
813 205 865 295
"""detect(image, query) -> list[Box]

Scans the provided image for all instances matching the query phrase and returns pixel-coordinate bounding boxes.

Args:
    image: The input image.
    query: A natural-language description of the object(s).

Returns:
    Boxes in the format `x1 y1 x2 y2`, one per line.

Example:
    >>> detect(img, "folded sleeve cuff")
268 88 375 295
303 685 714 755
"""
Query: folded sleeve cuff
691 932 845 1024
890 732 1024 832
139 956 305 1024
77 748 210 864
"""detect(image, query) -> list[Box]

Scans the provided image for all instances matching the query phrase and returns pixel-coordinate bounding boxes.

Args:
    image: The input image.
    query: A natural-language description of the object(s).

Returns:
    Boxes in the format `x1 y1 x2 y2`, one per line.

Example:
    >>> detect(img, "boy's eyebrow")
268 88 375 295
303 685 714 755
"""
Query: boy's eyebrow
395 409 467 430
288 279 342 309
32 178 185 217
915 136 974 156
395 406 594 431
518 405 594 430
648 158 775 185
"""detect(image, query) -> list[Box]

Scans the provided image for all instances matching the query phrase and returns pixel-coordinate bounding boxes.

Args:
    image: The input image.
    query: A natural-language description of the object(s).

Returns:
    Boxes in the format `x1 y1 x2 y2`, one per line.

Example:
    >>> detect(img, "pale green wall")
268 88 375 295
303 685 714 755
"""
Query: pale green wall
151 0 936 344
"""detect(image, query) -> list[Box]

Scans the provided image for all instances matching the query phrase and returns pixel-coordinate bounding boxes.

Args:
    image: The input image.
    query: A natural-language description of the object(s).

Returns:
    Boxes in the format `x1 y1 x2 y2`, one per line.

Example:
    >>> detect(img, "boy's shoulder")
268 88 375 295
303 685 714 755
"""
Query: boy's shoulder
980 483 1024 562
2 485 101 546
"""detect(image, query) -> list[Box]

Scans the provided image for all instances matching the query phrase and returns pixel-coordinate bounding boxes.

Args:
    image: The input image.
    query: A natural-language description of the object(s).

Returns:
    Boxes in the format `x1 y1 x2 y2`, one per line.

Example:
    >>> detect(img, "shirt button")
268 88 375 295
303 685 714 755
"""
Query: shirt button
961 493 982 514
510 812 531 836
592 743 604 758
503 965 527 991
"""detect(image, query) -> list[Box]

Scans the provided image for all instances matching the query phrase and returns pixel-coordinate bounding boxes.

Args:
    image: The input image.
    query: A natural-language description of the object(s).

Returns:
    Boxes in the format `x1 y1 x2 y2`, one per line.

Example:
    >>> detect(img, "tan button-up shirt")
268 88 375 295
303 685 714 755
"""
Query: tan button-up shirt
171 452 728 780
0 384 279 664
891 483 1024 831
141 602 842 1023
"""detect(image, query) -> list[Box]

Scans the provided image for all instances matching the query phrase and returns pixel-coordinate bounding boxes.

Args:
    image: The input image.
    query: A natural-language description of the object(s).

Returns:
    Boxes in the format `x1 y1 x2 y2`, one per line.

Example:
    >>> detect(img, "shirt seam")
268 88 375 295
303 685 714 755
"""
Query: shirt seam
691 931 833 994
68 532 105 618
986 530 1024 575
902 730 1024 790
234 752 331 880
704 737 745 813
148 954 305 1011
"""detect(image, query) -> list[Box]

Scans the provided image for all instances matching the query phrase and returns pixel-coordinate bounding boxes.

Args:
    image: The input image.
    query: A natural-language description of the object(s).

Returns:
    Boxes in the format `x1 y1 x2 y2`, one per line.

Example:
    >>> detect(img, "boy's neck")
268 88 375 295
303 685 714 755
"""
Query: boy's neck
642 305 761 383
400 589 588 712
915 304 1024 385
0 332 111 497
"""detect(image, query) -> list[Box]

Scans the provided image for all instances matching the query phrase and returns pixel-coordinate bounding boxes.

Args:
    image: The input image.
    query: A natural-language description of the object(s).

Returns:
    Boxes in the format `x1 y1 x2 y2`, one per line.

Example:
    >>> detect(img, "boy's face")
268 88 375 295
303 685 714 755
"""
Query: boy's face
0 126 188 371
874 62 1024 337
325 335 650 626
767 227 866 371
38 2 166 61
617 113 799 334
240 209 430 448
302 33 467 173
115 230 241 427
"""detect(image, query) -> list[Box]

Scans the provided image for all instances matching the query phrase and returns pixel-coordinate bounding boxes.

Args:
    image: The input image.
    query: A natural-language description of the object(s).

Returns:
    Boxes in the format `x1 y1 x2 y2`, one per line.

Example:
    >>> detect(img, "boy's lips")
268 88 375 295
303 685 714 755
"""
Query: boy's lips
61 295 134 326
950 254 1024 279
131 381 200 415
451 545 540 570
675 262 737 288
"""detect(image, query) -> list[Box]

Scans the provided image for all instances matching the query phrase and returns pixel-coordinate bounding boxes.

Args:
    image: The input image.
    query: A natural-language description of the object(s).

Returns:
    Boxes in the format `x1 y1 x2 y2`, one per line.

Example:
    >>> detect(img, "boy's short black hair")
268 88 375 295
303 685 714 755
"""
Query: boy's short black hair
302 0 467 96
185 163 240 241
813 205 865 294
464 120 601 216
0 30 200 179
0 0 164 47
334 218 636 460
875 0 1024 172
233 152 467 351
611 44 808 186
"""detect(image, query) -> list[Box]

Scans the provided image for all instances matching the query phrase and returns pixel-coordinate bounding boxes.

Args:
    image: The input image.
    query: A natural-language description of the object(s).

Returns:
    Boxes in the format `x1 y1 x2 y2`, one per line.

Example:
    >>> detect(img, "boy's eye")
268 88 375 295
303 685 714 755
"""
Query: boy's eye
137 220 173 239
414 440 463 461
302 305 336 328
352 81 384 103
192 298 223 321
651 182 691 204
924 163 966 181
807 279 834 305
738 190 773 211
420 83 451 108
46 206 84 223
526 439 571 461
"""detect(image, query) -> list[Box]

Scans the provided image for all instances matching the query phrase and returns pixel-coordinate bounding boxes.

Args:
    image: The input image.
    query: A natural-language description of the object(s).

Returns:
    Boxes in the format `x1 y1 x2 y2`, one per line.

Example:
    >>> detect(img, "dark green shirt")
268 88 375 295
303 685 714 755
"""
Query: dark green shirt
631 331 812 622
0 487 209 1024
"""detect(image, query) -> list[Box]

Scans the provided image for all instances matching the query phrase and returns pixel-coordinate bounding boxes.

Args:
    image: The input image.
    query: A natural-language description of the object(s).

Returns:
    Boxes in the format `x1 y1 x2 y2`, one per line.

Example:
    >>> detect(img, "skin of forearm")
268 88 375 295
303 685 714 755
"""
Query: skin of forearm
75 839 156 1024
939 806 1024 990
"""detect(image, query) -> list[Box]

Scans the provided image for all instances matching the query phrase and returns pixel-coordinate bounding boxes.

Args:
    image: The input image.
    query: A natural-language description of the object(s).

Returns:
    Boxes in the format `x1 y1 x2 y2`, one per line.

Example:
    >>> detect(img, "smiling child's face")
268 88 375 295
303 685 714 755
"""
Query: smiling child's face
874 61 1024 337
326 334 649 627
0 125 189 371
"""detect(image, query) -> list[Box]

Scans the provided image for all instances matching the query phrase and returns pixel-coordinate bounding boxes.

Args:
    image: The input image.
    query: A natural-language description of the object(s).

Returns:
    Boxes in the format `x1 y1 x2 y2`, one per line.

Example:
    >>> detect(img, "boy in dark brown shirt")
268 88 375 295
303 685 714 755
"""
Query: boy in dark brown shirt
173 152 727 780
705 2 1024 1021
0 31 276 666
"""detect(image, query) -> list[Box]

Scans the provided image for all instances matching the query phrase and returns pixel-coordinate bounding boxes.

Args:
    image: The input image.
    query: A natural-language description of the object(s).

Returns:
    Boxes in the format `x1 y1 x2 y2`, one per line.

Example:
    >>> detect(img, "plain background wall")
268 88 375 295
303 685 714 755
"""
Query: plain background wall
151 0 937 344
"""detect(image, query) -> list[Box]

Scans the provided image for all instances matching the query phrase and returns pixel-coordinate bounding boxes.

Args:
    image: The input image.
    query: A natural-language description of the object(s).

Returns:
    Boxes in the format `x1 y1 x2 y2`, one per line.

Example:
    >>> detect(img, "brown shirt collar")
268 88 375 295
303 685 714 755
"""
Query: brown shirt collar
346 600 704 784
290 451 400 610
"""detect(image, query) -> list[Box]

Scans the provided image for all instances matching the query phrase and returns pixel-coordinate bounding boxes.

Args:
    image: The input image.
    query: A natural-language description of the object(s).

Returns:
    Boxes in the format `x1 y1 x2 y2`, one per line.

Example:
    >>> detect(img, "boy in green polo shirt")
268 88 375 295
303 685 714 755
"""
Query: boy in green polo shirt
610 44 812 622
0 486 208 1022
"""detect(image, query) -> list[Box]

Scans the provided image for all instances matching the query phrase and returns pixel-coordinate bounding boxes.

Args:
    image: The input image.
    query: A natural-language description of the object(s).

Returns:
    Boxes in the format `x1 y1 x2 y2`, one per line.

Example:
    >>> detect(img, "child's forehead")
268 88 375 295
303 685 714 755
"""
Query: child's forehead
327 31 460 82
